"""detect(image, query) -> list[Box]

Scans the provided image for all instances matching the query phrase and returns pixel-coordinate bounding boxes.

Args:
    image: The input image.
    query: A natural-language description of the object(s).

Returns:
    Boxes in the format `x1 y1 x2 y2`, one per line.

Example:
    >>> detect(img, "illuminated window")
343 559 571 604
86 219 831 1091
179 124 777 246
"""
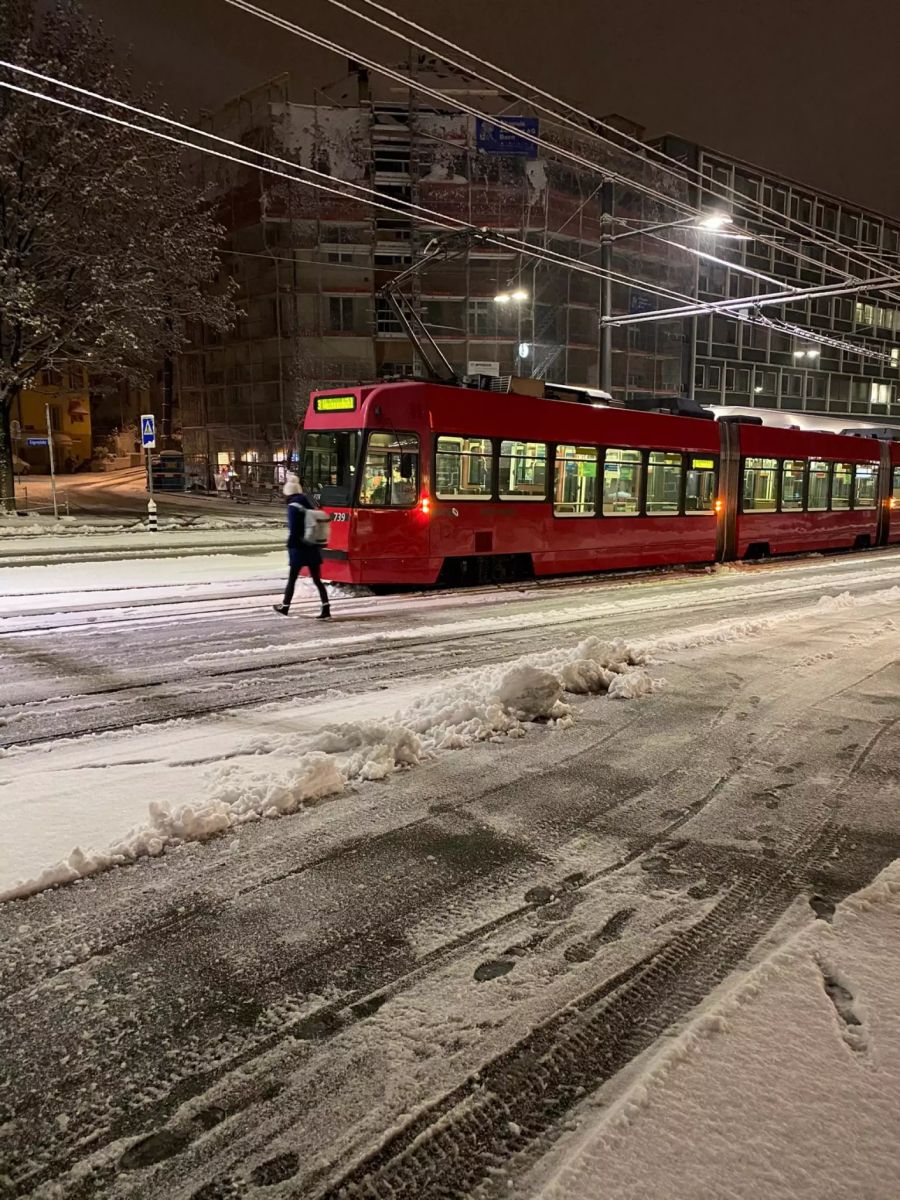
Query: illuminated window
853 464 877 509
435 436 492 499
359 432 418 507
831 462 853 510
646 452 683 516
808 460 830 510
741 457 778 511
554 444 597 516
603 448 642 516
685 457 717 512
498 440 547 500
781 460 805 510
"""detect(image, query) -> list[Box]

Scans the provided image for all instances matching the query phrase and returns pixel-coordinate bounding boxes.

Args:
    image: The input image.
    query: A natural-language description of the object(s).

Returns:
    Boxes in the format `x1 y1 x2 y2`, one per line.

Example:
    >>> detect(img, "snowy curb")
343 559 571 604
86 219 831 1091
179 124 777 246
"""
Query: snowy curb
0 637 661 903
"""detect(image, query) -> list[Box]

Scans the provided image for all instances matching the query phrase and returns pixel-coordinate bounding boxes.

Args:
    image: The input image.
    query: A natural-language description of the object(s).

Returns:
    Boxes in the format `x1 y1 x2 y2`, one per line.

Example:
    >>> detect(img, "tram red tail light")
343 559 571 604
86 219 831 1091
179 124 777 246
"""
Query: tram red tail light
714 499 724 513
419 496 431 515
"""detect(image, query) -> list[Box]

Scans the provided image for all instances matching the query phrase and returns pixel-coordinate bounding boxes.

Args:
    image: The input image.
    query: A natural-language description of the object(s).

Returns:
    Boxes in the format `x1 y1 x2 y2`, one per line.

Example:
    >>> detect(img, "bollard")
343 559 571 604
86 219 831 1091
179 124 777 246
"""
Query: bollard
147 497 158 533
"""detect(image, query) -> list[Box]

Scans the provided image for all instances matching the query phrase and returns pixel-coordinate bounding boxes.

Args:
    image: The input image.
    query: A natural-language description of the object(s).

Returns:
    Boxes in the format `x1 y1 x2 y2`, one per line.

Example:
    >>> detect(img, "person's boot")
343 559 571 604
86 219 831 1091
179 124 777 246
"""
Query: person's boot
273 603 290 616
317 602 331 620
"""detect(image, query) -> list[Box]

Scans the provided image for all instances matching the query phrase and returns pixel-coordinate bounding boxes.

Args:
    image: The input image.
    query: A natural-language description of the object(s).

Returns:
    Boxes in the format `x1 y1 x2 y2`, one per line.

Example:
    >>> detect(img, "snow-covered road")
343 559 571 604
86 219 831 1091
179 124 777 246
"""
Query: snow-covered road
1 547 899 1199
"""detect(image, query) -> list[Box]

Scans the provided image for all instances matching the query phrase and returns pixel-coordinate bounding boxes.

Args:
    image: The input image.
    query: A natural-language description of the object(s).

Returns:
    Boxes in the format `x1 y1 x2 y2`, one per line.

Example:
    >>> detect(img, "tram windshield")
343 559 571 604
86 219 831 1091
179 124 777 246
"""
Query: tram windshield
299 431 359 506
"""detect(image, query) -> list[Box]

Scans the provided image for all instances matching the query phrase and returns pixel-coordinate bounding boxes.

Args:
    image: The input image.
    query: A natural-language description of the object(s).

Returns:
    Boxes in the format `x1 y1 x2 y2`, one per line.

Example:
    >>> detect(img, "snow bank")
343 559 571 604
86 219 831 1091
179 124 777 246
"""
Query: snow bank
0 513 280 538
0 637 659 903
535 860 900 1200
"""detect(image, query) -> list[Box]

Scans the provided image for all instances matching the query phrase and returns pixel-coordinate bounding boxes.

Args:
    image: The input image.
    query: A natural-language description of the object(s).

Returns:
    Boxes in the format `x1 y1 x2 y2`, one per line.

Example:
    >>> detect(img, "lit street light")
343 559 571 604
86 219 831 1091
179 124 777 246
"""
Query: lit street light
495 289 529 303
600 210 749 393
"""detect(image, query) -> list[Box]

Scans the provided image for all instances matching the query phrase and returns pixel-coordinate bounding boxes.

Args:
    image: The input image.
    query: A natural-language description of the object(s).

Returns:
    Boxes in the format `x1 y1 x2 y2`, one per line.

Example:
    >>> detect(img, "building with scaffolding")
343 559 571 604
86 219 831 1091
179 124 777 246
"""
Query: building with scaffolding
177 65 900 485
177 66 692 480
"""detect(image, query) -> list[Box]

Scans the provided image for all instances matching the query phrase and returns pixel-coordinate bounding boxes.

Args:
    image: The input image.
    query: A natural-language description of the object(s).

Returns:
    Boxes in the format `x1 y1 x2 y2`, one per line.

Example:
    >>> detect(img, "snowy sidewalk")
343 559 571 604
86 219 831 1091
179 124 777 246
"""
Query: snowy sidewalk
532 865 900 1200
0 522 284 569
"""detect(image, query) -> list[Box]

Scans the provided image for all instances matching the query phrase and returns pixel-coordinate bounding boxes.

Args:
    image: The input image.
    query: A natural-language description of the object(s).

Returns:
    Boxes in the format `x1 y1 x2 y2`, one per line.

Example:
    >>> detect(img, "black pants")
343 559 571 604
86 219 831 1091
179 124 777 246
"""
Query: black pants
283 560 328 608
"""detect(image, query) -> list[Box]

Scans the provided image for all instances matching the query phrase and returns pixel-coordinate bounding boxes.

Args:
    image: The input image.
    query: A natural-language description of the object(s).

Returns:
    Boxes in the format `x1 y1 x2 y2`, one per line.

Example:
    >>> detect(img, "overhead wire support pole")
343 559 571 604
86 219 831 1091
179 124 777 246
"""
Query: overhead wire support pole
599 180 614 395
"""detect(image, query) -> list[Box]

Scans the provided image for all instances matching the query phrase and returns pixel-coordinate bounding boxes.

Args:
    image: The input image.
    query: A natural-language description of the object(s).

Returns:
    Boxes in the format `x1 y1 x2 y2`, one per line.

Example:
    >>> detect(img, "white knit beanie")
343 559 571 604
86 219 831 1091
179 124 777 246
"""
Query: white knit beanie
283 473 301 497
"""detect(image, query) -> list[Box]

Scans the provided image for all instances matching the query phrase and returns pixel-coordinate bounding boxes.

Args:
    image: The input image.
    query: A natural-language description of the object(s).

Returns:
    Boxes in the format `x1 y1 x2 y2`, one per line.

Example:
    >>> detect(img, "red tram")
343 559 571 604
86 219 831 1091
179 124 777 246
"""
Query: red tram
300 381 900 586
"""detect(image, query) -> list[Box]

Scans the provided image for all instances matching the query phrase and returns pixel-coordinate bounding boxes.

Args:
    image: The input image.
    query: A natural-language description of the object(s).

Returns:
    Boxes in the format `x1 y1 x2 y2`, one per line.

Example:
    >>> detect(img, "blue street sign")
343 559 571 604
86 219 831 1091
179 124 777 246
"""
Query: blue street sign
629 291 656 315
476 116 539 157
141 414 156 448
26 437 49 447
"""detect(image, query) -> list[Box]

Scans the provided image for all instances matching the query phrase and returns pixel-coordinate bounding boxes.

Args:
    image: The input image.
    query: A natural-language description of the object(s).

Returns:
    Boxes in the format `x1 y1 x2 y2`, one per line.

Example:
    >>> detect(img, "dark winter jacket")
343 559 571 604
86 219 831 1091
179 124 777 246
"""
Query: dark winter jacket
286 494 322 569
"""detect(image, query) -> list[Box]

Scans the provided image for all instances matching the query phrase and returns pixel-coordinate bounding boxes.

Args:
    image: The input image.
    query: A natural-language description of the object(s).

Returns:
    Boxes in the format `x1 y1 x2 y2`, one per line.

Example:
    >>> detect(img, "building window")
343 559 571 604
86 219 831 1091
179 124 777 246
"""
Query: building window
806 374 827 400
468 299 498 337
328 297 355 332
375 297 402 335
871 381 892 406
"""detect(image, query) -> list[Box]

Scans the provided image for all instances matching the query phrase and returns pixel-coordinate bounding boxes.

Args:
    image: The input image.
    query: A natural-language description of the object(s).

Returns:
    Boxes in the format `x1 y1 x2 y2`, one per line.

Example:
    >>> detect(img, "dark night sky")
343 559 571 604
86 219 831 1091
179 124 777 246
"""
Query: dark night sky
83 0 900 219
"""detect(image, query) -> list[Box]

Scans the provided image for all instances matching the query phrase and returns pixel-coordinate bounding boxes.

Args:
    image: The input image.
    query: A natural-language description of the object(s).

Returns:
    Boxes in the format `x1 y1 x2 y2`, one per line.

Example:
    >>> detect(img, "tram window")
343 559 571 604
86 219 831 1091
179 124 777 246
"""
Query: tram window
499 440 547 500
781 459 805 510
554 444 597 516
831 462 852 509
741 456 778 511
435 436 492 499
301 430 359 503
358 431 419 507
646 452 683 516
853 464 877 509
808 460 830 510
893 466 900 502
685 457 717 512
603 448 642 516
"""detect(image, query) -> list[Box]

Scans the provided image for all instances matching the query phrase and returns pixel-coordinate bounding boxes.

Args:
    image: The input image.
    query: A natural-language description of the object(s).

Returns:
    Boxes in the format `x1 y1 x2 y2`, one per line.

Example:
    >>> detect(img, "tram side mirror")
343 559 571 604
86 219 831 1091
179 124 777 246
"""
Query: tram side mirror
399 453 414 480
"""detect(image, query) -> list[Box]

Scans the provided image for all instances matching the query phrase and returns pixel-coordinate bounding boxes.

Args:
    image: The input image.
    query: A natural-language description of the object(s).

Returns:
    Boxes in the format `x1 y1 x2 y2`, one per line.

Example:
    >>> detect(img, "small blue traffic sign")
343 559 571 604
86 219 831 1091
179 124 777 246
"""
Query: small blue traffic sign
141 414 156 449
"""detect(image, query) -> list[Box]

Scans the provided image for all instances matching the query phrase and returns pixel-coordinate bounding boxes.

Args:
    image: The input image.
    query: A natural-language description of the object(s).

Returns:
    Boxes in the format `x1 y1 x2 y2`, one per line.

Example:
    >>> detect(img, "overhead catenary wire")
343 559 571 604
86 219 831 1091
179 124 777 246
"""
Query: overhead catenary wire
337 0 900 297
222 0 900 315
1 68 894 362
221 0 699 219
0 62 700 311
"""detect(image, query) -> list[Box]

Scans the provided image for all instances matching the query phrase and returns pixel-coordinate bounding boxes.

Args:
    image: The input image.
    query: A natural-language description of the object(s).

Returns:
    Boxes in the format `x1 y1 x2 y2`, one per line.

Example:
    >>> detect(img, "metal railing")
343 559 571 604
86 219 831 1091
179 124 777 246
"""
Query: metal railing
184 456 294 504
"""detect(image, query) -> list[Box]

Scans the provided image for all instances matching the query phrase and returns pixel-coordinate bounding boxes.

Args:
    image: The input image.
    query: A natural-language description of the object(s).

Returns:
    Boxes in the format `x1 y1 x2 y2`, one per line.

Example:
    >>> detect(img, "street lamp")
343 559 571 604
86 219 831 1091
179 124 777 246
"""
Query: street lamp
698 211 730 231
600 210 749 393
494 289 529 303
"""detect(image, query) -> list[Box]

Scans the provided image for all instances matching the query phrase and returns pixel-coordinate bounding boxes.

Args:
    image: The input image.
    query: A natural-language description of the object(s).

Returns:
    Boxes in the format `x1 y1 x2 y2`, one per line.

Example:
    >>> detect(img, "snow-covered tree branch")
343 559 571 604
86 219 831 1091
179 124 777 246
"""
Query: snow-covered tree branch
0 0 235 509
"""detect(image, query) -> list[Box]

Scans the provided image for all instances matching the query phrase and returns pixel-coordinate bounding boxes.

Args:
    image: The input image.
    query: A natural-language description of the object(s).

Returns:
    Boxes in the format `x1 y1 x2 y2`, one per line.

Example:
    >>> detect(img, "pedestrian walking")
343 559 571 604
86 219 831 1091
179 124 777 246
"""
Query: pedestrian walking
273 474 331 619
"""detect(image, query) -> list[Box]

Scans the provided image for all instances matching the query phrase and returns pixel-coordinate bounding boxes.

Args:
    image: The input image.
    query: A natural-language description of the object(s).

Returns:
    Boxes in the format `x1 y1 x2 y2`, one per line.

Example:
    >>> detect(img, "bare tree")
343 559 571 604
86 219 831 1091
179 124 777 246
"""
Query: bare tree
0 0 235 510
